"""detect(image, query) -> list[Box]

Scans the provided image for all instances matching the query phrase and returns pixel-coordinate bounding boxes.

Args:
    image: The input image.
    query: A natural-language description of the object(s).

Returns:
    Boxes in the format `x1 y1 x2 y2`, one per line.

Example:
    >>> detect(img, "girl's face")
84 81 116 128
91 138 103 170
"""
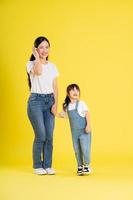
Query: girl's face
37 41 50 59
68 87 80 101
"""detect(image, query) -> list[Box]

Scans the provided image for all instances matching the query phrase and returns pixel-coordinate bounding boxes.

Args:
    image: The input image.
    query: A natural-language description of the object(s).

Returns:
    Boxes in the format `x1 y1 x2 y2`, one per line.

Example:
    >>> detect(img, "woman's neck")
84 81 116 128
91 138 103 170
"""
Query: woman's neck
40 57 47 64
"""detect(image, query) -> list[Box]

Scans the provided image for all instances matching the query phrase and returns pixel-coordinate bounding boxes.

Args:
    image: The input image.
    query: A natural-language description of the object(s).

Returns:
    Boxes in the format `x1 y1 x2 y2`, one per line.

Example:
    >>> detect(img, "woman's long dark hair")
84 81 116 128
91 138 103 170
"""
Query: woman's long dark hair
27 36 50 90
63 84 80 111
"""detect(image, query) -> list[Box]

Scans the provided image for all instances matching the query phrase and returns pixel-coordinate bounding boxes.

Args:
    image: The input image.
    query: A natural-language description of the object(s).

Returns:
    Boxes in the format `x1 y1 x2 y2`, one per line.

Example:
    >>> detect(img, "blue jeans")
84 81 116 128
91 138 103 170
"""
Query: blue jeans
27 93 55 169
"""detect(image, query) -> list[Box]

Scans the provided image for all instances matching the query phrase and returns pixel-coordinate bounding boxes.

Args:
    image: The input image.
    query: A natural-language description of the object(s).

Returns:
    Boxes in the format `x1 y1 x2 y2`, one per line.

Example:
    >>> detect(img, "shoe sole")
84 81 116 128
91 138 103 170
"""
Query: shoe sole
77 172 84 176
34 173 47 175
83 172 91 175
47 173 56 175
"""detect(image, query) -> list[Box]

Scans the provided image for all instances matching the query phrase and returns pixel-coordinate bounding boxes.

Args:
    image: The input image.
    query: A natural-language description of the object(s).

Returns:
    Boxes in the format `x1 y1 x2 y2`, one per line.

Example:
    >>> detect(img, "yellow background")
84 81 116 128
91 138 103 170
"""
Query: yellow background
0 0 133 200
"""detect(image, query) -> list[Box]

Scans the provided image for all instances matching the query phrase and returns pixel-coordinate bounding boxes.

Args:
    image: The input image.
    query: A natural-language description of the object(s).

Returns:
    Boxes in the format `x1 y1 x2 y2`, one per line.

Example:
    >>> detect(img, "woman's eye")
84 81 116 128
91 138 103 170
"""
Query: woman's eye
40 46 49 49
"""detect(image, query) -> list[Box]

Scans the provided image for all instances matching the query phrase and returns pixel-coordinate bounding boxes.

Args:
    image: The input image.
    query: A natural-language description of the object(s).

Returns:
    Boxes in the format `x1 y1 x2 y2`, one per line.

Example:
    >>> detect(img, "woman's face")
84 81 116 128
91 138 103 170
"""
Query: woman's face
37 40 50 59
68 87 80 100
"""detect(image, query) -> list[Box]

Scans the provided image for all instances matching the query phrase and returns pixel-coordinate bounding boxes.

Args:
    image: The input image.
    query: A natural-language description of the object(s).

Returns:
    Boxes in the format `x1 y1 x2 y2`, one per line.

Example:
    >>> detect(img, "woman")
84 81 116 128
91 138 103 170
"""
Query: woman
26 36 59 175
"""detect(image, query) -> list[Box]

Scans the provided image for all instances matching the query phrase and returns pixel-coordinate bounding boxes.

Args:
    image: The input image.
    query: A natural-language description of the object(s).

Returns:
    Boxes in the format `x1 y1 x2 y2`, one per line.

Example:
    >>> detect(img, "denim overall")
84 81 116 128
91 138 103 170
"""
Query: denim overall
27 93 55 169
67 100 91 167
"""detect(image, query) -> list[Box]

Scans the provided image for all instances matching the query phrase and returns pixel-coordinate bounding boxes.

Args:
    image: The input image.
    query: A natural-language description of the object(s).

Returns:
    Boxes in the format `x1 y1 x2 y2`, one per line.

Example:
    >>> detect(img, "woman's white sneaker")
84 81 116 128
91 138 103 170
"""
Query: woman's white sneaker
45 168 56 175
34 168 47 175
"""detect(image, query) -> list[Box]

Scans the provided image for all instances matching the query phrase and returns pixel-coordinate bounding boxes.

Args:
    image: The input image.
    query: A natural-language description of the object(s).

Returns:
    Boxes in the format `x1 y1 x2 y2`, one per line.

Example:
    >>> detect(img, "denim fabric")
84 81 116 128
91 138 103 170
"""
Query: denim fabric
67 101 91 166
27 93 55 169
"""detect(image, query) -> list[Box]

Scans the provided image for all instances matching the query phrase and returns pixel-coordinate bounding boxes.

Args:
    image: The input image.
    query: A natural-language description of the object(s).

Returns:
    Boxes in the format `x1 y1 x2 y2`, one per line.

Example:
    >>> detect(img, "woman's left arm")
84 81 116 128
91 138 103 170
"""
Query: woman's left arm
51 78 58 115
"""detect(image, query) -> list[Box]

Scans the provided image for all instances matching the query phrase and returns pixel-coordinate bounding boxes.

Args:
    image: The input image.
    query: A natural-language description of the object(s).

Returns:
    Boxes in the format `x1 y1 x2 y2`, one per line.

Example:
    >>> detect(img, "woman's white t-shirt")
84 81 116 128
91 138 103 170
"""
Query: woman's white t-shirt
26 61 59 94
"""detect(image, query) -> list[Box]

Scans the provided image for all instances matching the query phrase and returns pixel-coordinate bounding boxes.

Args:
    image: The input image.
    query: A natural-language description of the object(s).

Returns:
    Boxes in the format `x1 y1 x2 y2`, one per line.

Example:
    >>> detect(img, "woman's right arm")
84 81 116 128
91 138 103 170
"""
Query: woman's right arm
32 47 42 75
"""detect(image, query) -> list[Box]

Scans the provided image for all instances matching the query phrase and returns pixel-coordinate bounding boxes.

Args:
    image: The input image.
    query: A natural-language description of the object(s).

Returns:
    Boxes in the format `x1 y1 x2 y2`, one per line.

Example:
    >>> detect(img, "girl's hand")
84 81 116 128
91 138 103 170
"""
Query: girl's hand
85 125 91 134
51 103 57 116
56 112 65 118
32 46 40 60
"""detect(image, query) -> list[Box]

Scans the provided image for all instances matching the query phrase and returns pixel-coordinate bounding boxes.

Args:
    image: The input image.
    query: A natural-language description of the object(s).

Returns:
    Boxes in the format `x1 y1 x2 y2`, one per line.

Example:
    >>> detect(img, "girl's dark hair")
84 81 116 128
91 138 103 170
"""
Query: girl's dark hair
63 84 80 111
27 36 50 90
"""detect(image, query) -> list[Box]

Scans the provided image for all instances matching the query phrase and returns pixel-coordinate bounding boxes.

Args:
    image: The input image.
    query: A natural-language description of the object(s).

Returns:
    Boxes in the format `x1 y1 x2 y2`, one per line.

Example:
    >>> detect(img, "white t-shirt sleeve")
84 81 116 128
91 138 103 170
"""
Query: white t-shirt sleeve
52 64 59 78
26 61 34 73
80 101 90 112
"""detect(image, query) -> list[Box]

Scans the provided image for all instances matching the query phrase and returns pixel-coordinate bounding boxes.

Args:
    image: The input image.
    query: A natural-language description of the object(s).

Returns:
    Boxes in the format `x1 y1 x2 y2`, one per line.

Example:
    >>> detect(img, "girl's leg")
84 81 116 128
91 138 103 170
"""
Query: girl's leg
79 132 91 165
27 102 46 169
72 130 84 167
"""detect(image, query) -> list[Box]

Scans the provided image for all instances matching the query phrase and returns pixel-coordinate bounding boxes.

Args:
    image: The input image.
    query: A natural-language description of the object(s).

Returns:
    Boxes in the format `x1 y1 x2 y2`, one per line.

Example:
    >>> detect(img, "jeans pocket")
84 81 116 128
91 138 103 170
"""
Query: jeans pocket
29 96 37 101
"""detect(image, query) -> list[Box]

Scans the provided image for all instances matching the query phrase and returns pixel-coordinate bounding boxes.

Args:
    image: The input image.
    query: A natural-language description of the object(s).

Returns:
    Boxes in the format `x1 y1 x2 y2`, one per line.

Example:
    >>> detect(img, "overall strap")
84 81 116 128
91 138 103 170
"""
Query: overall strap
75 100 79 111
66 103 70 113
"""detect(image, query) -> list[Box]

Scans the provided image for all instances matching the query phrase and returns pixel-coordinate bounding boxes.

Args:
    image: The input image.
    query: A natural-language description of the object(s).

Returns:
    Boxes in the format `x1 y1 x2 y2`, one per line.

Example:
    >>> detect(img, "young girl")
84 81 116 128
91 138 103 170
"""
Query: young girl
58 84 92 176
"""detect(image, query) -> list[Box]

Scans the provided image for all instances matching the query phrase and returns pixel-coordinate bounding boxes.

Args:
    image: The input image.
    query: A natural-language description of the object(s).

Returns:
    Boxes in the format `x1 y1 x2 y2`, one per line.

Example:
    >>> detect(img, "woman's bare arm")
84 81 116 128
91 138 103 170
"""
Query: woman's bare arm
32 47 42 75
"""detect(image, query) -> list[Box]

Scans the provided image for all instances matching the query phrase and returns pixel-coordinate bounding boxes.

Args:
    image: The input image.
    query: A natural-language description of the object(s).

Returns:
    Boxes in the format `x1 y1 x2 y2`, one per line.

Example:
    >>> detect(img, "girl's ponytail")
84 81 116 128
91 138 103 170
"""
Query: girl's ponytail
63 96 71 111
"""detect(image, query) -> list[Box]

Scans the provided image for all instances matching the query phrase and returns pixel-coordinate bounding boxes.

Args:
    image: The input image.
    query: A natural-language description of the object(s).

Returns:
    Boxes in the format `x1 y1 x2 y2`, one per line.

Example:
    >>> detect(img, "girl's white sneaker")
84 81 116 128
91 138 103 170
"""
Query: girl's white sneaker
45 168 56 175
34 168 47 175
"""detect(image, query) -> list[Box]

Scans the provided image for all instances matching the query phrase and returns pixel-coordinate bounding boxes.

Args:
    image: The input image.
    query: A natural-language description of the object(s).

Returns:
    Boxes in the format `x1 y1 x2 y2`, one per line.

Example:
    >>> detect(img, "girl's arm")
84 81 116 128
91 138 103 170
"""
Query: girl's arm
56 110 67 118
51 78 58 115
85 111 91 133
